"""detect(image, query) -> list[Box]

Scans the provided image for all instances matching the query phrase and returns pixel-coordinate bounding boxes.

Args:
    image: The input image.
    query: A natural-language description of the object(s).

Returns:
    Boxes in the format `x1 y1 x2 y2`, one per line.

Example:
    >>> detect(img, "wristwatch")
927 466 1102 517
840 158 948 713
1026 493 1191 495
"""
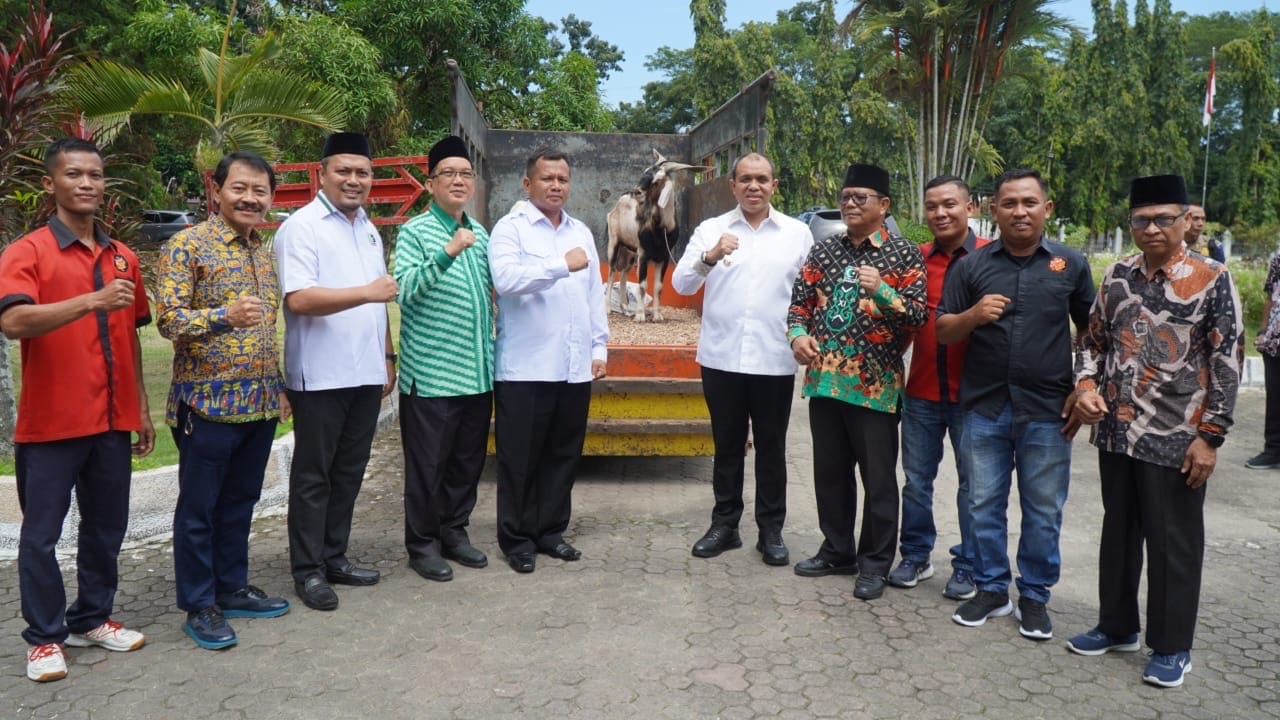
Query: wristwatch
1196 430 1224 449
700 252 717 267
385 352 398 363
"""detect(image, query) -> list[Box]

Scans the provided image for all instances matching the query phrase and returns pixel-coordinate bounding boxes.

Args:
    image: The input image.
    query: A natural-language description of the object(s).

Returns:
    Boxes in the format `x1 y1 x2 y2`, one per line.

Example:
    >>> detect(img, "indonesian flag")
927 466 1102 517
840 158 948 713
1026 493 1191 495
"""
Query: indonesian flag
1203 57 1216 127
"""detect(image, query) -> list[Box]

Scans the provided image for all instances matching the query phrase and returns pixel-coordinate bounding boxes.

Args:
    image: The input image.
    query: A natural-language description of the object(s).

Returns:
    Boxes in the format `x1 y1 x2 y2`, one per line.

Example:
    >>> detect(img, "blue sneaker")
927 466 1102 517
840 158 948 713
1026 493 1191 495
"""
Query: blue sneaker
887 558 934 588
184 606 237 650
1143 651 1192 688
943 569 976 600
1065 627 1141 656
217 585 291 619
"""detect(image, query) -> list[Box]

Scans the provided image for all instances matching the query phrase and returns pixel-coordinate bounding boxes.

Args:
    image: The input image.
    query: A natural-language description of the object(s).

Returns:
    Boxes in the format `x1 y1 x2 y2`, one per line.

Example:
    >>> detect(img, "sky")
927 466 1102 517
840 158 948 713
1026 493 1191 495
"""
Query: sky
522 0 1271 106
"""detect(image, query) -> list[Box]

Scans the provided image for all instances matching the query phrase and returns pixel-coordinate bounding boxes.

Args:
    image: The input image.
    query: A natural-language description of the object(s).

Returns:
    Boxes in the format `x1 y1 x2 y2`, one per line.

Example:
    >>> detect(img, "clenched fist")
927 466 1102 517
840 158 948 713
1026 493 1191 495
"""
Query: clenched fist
969 294 1011 325
705 233 739 264
365 275 399 303
857 265 882 293
91 279 135 313
226 295 265 328
445 228 476 258
565 247 589 272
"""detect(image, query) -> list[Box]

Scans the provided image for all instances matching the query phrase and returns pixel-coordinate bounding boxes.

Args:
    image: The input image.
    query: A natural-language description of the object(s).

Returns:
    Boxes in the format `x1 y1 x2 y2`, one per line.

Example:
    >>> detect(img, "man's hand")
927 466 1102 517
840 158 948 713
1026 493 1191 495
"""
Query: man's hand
565 247 589 272
383 359 397 397
90 279 136 313
591 359 607 379
969 294 1011 325
132 416 155 457
1181 437 1216 489
226 296 265 328
365 275 399 303
856 265 882 293
1060 389 1107 440
278 392 292 422
445 228 476 258
706 233 740 264
791 335 820 365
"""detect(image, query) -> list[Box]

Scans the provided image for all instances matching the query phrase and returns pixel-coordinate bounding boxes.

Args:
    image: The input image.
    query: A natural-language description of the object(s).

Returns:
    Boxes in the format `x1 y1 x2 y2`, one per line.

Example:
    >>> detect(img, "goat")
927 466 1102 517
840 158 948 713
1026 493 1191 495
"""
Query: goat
606 150 707 322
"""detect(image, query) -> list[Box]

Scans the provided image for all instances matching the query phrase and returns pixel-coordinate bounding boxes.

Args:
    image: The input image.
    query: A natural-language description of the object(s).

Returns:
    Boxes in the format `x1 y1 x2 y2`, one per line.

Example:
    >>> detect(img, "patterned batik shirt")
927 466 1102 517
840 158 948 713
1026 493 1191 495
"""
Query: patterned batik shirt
156 214 284 425
1256 253 1280 357
1075 246 1243 468
788 227 927 413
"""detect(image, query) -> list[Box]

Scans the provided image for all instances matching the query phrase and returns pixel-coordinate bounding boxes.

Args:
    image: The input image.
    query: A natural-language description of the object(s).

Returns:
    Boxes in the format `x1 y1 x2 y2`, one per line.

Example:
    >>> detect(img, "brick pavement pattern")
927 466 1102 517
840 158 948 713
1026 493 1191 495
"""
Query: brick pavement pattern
2 389 1278 719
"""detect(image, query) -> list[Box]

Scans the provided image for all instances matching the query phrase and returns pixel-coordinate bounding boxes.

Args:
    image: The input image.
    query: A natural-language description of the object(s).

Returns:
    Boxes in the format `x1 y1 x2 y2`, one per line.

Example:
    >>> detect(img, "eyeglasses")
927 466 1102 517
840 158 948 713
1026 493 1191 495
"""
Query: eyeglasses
839 191 886 207
432 169 475 181
1128 210 1186 230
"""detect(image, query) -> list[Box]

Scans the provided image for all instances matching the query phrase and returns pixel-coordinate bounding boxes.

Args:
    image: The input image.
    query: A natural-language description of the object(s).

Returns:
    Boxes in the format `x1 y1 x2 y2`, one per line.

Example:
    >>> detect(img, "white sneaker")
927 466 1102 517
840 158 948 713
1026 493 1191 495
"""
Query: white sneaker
65 620 145 652
26 643 67 682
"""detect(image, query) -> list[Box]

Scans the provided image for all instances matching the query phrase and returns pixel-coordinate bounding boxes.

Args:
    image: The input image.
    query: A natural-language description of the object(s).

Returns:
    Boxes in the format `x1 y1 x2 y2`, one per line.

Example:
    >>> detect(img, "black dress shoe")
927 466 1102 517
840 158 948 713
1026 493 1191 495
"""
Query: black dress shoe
294 575 339 611
409 555 454 582
543 542 582 561
794 555 859 577
756 532 790 566
691 526 742 558
443 544 488 569
326 563 380 586
507 553 536 573
854 573 887 600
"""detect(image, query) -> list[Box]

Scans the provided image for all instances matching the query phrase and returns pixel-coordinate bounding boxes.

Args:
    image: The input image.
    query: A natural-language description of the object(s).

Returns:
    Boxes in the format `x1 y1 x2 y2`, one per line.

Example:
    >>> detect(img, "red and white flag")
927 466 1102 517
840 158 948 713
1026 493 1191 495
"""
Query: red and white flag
1203 55 1216 127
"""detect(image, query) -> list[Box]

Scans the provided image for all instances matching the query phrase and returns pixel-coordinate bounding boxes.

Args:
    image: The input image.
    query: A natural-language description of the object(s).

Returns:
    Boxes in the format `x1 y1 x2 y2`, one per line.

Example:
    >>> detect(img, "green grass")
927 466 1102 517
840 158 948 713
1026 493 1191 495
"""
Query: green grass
1 305 402 473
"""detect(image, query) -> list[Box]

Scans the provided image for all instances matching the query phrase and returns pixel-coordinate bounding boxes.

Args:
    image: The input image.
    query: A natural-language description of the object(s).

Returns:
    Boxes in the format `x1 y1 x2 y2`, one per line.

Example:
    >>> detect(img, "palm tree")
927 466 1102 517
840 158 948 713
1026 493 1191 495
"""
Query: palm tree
843 0 1068 218
63 0 347 170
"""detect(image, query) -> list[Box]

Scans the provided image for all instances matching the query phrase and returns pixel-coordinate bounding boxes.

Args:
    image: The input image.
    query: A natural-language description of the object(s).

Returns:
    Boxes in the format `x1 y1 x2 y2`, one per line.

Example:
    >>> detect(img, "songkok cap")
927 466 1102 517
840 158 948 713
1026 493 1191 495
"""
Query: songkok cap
1129 174 1188 209
322 132 372 160
428 135 471 174
843 163 891 197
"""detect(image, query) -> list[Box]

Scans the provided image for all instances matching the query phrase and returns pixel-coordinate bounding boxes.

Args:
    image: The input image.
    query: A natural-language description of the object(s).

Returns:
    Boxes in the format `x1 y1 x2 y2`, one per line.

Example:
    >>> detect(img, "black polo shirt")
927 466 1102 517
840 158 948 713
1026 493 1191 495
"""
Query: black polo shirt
938 236 1094 423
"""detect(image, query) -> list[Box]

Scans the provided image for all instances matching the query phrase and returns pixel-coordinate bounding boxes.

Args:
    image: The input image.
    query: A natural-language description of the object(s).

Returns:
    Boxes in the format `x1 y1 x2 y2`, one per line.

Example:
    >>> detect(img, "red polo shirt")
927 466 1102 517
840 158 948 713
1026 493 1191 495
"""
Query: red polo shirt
905 231 990 403
0 217 151 443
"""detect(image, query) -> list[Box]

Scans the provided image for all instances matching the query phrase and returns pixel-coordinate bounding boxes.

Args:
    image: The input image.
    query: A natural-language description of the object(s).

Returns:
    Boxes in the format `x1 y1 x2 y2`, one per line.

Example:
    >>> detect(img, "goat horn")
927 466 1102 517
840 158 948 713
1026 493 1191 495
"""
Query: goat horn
660 162 713 173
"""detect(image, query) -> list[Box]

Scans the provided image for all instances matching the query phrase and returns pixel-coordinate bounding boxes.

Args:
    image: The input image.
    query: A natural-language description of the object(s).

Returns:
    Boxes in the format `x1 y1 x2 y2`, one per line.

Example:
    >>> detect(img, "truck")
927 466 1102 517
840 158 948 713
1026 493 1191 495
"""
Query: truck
446 60 776 456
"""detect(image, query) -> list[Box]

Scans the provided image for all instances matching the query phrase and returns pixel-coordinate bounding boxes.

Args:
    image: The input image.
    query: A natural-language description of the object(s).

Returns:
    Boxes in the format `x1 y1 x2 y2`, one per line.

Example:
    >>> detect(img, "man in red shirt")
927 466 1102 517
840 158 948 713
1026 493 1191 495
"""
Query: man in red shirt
0 138 153 682
887 175 989 600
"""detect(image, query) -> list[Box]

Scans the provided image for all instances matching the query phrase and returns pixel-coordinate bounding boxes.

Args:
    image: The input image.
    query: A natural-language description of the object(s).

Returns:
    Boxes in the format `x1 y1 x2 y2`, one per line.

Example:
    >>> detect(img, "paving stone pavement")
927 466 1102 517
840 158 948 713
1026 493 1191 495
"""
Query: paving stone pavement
1 388 1277 719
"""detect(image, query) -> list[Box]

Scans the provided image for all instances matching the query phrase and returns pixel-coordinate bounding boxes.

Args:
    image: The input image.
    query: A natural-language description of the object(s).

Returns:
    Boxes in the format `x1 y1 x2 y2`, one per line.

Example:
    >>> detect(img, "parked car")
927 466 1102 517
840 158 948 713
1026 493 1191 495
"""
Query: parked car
138 209 197 245
805 207 902 241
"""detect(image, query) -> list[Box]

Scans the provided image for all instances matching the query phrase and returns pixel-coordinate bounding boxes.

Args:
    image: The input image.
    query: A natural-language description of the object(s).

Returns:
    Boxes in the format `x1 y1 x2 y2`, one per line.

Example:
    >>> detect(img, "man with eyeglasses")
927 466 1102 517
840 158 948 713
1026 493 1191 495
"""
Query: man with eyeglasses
936 168 1094 640
672 152 813 566
275 132 398 611
1065 174 1242 688
393 135 492 582
788 163 927 600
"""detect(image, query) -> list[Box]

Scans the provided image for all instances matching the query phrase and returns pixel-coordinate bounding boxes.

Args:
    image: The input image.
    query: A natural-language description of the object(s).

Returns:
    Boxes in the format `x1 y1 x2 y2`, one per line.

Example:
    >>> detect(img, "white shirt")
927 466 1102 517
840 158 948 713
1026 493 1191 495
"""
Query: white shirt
672 206 813 376
275 194 389 391
489 201 609 383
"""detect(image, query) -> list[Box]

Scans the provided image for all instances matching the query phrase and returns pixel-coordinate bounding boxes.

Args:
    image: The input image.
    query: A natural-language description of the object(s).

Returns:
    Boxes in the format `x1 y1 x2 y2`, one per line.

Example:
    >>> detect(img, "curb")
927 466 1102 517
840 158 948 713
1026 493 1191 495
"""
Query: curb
0 395 399 559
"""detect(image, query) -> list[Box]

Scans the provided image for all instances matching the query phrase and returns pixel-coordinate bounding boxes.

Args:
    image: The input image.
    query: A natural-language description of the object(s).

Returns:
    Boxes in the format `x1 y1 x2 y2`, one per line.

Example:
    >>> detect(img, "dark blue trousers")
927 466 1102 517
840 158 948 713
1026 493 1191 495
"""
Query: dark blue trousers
16 431 131 646
171 404 276 613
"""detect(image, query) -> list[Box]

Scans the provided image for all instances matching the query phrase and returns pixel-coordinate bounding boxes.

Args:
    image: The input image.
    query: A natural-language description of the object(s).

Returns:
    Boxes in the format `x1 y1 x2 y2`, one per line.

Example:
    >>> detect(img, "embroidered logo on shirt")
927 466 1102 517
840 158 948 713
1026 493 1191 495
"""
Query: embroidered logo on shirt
113 254 129 273
1048 256 1067 273
367 232 378 246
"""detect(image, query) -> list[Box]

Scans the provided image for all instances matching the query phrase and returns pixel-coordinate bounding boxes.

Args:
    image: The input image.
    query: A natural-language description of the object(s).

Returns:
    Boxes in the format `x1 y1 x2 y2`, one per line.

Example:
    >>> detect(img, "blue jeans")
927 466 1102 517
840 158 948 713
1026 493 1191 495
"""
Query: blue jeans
962 402 1071 603
899 396 973 573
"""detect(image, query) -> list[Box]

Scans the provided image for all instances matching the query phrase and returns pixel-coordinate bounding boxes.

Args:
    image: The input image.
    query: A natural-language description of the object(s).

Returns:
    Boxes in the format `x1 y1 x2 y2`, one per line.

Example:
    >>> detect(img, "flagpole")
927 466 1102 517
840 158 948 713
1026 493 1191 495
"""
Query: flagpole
1202 47 1215 206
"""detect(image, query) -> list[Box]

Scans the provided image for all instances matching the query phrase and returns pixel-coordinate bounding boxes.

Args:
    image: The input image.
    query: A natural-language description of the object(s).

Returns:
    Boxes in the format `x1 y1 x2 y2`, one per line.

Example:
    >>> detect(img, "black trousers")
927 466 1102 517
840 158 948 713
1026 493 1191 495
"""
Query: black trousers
287 386 382 584
700 366 794 536
494 380 591 556
16 432 131 645
809 398 900 576
400 391 492 560
1263 353 1280 454
1097 450 1205 654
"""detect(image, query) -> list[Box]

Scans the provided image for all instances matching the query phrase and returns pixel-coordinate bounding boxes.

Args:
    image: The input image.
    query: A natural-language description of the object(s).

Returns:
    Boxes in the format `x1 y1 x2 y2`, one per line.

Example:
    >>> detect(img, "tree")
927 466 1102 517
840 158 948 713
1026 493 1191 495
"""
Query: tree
690 0 748 117
63 0 348 170
554 14 624 80
843 0 1068 220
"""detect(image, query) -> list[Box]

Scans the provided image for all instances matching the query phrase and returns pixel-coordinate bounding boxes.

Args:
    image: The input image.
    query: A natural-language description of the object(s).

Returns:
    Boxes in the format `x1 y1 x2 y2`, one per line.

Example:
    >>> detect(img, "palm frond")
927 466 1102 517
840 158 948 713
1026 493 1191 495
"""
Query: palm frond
222 73 348 131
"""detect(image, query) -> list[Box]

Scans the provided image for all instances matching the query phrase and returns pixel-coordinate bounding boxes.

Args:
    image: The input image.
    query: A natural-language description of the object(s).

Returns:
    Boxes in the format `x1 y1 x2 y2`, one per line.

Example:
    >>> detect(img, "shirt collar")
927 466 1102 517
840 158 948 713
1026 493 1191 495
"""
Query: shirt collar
208 212 261 246
517 199 574 228
428 200 471 235
846 226 887 249
993 234 1050 256
927 229 980 257
728 205 780 230
48 215 110 250
316 191 369 223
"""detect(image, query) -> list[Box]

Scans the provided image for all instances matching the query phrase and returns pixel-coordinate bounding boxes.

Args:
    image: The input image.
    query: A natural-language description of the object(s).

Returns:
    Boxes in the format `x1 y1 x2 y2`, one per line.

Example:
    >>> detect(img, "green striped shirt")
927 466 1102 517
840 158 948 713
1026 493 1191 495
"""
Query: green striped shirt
394 202 494 397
